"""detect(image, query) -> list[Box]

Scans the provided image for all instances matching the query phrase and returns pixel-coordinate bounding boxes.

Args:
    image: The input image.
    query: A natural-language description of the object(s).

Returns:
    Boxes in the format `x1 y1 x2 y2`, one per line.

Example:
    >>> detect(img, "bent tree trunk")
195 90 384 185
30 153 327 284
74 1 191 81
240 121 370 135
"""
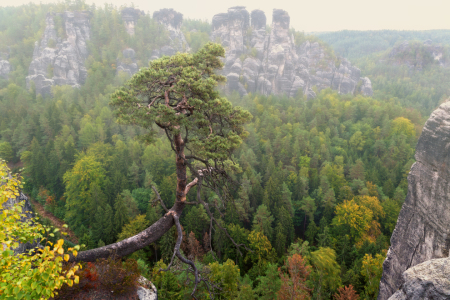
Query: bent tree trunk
72 133 189 262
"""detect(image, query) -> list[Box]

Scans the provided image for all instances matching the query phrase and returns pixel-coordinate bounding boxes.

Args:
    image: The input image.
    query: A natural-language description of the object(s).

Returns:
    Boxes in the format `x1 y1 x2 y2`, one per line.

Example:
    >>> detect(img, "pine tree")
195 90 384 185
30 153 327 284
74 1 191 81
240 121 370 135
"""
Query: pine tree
350 159 365 181
103 204 114 244
275 222 286 256
235 174 252 223
255 263 282 300
281 182 294 216
92 206 105 244
279 206 295 247
252 205 274 241
114 193 129 236
160 226 176 263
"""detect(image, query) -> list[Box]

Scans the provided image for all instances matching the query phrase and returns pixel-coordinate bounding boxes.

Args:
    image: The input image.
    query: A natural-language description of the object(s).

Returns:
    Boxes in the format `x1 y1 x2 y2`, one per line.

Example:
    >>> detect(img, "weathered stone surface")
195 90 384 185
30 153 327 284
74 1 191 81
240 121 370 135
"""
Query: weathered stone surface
152 8 189 60
359 76 373 96
378 99 450 300
137 276 158 300
387 257 450 300
116 48 139 77
387 40 448 70
211 7 373 98
0 52 11 79
115 8 144 77
121 7 144 36
26 11 91 96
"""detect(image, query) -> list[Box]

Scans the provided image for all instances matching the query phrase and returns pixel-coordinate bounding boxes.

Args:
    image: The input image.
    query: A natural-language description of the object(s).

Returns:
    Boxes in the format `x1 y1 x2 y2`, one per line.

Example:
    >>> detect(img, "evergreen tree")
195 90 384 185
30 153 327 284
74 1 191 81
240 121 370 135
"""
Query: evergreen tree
113 193 129 236
103 204 114 244
252 205 274 241
275 222 286 256
92 206 105 244
255 263 282 300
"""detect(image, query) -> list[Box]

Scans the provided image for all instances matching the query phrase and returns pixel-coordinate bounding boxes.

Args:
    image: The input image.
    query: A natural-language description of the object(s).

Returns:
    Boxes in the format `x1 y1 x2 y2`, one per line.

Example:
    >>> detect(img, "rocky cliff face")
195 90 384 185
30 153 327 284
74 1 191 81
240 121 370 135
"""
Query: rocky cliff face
26 11 91 96
211 7 373 98
0 52 11 79
378 99 450 300
386 40 448 70
116 48 139 77
150 8 190 60
117 8 190 77
388 257 450 300
116 7 143 77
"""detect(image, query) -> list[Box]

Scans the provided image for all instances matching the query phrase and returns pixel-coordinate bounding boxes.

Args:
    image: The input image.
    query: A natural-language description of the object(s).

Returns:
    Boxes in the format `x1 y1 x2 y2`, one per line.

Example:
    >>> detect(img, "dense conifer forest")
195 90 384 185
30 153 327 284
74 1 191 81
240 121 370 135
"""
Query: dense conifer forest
1 1 447 299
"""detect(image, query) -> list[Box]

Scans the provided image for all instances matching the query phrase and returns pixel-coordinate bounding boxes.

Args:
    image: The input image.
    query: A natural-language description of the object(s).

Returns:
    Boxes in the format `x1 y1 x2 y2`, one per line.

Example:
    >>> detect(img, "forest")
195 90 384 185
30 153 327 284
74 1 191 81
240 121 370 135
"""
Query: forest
0 1 445 300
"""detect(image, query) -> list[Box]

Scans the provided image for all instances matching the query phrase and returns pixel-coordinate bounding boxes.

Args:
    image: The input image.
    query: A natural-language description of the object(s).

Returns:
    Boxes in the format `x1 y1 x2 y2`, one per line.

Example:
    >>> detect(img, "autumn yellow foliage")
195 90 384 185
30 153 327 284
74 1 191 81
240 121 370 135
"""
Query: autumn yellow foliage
0 161 81 299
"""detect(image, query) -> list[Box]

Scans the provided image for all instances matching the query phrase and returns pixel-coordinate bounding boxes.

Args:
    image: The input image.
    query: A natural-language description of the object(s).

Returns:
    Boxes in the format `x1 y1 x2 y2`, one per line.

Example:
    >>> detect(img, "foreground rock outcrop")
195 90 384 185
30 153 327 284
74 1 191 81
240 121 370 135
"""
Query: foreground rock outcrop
388 257 450 300
0 52 11 79
137 276 158 300
378 99 450 300
26 11 91 96
211 7 373 98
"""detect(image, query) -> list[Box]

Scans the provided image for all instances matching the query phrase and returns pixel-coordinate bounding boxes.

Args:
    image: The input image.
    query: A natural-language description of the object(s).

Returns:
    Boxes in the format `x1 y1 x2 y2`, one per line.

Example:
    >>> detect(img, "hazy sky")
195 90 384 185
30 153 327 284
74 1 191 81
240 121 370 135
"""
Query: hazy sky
2 0 450 32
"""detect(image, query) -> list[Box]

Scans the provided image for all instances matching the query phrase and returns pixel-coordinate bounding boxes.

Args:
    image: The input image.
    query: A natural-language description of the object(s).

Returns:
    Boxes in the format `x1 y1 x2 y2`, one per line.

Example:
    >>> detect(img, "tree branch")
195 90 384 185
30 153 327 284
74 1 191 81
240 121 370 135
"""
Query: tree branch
196 178 252 256
150 185 169 213
70 201 184 262
159 213 201 298
184 178 198 195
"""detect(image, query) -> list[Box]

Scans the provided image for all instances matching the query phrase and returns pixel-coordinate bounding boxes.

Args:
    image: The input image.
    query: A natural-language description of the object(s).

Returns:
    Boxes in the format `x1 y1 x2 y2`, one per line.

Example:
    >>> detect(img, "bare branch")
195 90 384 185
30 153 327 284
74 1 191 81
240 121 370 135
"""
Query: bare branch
196 178 252 256
160 213 201 298
159 213 182 272
150 185 169 213
184 178 198 195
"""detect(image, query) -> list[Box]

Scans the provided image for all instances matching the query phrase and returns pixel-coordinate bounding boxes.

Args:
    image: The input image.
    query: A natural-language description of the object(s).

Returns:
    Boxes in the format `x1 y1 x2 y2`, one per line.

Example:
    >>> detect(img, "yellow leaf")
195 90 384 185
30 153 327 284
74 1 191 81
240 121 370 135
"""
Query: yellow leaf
57 239 64 247
57 248 64 255
64 254 69 261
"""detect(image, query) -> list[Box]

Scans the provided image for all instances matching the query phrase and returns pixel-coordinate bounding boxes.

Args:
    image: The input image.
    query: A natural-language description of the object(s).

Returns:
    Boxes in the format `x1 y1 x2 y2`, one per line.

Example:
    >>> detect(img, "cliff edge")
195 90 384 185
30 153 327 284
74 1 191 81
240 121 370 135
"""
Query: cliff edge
378 99 450 299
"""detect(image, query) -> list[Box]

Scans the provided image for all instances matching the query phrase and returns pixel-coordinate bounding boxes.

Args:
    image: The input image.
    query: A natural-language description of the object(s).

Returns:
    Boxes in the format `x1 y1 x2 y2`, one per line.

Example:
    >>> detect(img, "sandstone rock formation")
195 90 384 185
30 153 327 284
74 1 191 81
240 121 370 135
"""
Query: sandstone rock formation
388 257 450 300
121 7 144 36
387 40 448 70
116 48 139 77
26 11 91 96
116 8 144 77
378 99 450 300
0 52 11 79
150 8 190 60
211 7 373 98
